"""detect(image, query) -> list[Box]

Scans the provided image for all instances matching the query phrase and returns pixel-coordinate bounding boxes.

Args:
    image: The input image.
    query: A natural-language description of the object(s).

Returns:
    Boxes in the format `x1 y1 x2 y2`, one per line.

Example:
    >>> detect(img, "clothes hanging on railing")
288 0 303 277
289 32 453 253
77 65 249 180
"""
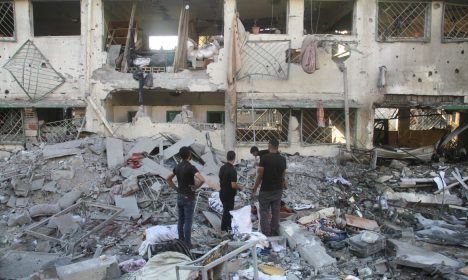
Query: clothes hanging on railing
301 35 320 74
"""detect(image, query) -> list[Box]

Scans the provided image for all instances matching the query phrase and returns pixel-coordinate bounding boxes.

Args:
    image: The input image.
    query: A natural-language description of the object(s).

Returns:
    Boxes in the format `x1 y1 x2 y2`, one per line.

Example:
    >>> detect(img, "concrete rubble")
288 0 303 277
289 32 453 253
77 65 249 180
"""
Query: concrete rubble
0 136 467 279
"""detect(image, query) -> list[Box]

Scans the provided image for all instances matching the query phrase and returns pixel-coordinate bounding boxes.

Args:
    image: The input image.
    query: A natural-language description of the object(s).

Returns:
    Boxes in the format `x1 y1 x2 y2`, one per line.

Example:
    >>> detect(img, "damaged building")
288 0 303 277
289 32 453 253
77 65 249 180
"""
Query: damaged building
0 0 467 156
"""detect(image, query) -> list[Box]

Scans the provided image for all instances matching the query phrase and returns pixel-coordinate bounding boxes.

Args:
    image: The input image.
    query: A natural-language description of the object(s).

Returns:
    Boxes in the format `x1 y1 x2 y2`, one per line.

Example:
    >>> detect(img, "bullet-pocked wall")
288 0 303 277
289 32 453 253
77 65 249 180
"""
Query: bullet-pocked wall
0 0 86 104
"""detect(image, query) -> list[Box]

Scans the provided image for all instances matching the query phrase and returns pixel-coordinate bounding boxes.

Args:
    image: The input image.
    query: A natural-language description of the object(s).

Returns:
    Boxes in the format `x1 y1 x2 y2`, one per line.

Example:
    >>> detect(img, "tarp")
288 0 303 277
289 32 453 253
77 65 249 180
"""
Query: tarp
136 252 196 280
173 3 190 72
227 14 248 122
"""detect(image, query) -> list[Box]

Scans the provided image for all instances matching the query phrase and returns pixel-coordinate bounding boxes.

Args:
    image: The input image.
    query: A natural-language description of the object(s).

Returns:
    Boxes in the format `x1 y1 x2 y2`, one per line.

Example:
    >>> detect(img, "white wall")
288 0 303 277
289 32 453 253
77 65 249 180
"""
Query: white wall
111 105 225 123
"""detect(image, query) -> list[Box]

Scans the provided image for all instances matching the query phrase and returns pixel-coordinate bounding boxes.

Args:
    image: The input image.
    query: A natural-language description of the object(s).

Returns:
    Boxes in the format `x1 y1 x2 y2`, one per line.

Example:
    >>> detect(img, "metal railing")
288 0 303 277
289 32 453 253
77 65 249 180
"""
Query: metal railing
442 2 468 42
0 108 25 144
38 117 85 144
301 108 355 145
0 1 15 41
377 0 431 42
237 40 291 80
3 40 65 101
236 109 290 144
409 109 450 130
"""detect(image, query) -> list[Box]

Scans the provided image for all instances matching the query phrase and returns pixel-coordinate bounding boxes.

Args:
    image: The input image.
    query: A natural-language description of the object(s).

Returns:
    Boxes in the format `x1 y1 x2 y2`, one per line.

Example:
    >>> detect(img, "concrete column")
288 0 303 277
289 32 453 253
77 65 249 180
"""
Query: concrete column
398 108 411 147
223 0 237 151
288 0 304 39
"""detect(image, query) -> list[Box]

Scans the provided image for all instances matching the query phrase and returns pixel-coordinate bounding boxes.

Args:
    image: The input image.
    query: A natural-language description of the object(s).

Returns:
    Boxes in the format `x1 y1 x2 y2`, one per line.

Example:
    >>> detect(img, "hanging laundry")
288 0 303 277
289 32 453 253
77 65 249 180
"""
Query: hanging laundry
317 101 325 127
301 35 320 74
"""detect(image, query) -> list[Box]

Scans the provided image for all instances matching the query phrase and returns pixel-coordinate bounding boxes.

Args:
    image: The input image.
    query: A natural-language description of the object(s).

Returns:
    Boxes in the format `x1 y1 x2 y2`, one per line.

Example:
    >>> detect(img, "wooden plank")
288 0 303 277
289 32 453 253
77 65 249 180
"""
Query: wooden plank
345 214 379 231
121 0 137 73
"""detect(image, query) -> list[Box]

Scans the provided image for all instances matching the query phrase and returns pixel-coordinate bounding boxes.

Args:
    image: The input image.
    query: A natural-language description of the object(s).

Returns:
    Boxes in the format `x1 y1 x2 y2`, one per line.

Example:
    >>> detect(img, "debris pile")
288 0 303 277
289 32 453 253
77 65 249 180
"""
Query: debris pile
0 136 467 279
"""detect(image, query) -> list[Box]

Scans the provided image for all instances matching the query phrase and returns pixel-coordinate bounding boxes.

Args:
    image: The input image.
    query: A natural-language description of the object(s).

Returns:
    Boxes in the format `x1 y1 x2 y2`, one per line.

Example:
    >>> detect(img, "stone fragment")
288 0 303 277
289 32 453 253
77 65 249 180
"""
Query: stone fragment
106 137 124 168
11 179 30 197
126 137 160 159
298 207 335 225
280 220 336 272
29 204 61 217
115 195 140 219
56 255 121 280
163 138 195 160
31 178 45 191
389 159 407 170
389 239 460 268
385 191 463 206
7 211 32 227
0 251 61 279
51 214 80 235
376 175 393 183
122 176 140 196
51 169 75 181
58 191 82 210
42 148 81 160
42 181 58 192
140 158 172 178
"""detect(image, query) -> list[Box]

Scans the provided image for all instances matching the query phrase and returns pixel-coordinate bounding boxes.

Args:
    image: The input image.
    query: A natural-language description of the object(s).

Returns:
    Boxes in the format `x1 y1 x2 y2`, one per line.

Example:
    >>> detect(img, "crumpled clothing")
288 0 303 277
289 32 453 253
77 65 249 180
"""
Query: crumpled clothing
208 192 223 214
119 258 146 273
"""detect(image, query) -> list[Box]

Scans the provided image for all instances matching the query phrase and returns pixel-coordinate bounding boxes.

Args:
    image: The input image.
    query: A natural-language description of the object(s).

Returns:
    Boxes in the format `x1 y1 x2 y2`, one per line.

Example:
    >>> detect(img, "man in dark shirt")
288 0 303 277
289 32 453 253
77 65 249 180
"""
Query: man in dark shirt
219 151 242 232
251 138 287 236
250 146 269 158
166 146 205 247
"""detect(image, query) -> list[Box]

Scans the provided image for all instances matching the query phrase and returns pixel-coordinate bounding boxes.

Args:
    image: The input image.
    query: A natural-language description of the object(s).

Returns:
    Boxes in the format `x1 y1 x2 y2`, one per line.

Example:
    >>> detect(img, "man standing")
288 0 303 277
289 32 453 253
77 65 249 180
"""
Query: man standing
250 146 269 158
251 139 287 236
219 151 242 232
166 147 205 247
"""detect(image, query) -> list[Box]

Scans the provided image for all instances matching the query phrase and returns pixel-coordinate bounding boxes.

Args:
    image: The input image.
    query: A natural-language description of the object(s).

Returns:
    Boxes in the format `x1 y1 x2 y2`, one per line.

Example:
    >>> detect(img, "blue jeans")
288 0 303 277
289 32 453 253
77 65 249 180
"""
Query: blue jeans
177 194 195 247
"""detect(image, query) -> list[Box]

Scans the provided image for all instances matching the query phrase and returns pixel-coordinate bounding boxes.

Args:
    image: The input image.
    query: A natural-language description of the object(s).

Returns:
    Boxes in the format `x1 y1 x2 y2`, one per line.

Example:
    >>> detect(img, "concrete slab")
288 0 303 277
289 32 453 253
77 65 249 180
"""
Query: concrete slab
120 166 146 178
163 138 195 160
389 239 460 269
45 139 88 150
58 191 82 209
280 220 336 272
42 181 58 192
203 211 222 232
56 255 121 280
43 148 82 160
12 179 30 197
115 195 141 219
51 213 80 235
140 158 172 178
126 137 161 159
385 191 463 206
106 137 125 168
0 251 61 279
51 169 75 181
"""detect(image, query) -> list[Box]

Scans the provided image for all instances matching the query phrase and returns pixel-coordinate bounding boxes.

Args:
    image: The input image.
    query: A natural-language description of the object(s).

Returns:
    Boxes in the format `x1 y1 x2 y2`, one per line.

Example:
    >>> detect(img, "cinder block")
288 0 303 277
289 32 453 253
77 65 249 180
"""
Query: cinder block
56 256 121 280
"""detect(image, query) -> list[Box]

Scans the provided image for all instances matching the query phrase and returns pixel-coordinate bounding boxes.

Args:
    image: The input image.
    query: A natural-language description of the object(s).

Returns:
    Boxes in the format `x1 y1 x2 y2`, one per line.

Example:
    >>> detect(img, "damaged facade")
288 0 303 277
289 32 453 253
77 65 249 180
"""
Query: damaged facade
1 0 468 156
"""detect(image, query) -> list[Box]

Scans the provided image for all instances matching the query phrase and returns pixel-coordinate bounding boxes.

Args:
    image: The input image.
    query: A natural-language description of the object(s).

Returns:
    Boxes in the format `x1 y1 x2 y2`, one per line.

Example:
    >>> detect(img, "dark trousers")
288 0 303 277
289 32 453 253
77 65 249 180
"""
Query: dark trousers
220 192 235 232
258 189 282 236
177 194 195 247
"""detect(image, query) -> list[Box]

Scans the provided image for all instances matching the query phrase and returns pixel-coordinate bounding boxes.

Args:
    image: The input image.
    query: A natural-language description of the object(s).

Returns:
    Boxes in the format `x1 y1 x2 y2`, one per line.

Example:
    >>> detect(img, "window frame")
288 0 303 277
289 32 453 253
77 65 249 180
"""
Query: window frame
441 2 468 43
303 0 356 36
31 0 81 37
237 0 290 35
206 111 225 124
166 111 181 122
375 0 432 43
0 0 16 42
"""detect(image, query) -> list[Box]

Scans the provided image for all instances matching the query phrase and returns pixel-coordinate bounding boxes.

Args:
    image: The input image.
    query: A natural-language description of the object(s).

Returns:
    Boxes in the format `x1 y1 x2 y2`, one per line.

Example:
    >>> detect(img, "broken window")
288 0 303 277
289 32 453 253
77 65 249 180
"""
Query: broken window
373 108 454 148
0 108 24 144
304 0 354 35
166 111 181 122
104 0 223 73
377 0 431 42
206 111 224 124
237 0 288 35
32 1 81 36
443 2 468 42
0 0 15 41
301 108 355 145
236 109 290 144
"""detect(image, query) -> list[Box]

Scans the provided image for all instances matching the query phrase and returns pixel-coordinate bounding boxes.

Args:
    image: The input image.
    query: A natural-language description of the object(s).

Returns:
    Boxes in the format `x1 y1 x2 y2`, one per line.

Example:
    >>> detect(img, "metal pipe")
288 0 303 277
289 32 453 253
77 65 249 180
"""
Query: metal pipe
342 64 351 151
